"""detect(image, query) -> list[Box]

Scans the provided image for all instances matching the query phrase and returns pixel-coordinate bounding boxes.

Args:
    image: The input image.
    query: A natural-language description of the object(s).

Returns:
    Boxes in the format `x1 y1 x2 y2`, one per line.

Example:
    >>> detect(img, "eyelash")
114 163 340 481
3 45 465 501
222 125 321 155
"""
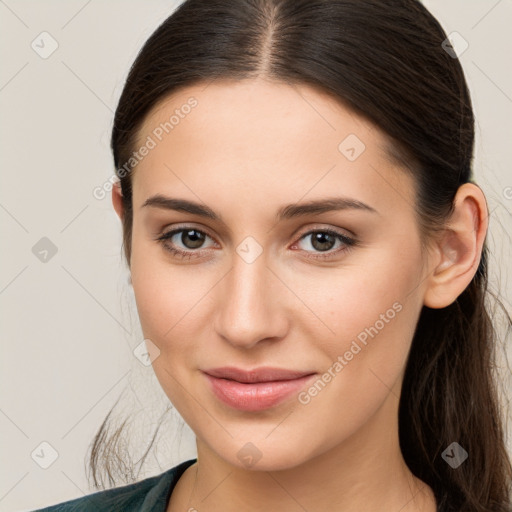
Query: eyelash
155 226 357 261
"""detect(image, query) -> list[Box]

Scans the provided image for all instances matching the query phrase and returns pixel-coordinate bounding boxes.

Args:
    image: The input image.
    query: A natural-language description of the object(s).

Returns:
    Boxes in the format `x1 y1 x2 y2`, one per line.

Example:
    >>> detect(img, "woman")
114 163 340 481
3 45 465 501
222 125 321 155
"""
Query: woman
31 0 512 510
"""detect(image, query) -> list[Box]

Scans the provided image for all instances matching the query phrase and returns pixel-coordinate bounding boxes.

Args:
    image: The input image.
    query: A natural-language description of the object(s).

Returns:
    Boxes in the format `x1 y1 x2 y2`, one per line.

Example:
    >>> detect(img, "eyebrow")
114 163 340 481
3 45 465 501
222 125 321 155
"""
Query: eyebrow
141 195 379 222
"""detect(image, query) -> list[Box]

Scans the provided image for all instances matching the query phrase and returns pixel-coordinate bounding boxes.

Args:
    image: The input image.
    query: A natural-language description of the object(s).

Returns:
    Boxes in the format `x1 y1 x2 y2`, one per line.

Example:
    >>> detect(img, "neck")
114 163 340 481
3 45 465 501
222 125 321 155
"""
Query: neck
168 391 437 512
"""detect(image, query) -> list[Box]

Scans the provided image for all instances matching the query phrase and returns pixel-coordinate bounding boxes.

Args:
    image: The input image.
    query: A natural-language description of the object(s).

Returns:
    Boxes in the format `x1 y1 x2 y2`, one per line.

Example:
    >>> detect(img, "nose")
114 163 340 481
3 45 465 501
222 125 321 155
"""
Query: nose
214 250 289 350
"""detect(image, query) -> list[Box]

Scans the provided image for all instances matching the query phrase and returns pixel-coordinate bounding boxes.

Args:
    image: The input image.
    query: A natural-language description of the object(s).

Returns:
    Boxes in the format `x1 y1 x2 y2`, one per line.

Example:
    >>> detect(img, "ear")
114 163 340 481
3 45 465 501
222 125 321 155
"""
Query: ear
112 180 124 221
423 183 488 309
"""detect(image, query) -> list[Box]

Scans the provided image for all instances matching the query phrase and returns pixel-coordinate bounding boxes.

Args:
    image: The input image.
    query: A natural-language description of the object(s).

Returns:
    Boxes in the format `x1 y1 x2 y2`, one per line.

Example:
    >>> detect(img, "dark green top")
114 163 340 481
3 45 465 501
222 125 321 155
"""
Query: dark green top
30 457 448 511
29 458 197 512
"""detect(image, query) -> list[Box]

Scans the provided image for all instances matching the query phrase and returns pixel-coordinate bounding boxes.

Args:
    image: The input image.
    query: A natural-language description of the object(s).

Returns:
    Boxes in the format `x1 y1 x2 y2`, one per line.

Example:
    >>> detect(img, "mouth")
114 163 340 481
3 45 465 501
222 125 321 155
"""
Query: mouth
202 366 317 411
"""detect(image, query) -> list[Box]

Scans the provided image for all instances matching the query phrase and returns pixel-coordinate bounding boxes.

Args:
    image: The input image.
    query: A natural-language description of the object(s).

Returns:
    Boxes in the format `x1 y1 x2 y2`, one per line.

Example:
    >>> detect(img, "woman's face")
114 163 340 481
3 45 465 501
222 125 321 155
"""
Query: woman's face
125 78 432 471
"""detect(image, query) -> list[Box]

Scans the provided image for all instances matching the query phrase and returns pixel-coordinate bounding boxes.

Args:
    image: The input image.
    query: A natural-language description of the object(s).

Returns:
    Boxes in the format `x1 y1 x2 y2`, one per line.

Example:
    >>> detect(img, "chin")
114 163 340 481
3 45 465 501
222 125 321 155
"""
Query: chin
215 439 316 473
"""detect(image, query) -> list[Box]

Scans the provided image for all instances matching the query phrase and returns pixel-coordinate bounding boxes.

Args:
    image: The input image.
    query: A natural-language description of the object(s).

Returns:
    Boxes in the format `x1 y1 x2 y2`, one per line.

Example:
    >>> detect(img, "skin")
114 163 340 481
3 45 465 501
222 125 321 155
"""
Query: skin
112 78 487 512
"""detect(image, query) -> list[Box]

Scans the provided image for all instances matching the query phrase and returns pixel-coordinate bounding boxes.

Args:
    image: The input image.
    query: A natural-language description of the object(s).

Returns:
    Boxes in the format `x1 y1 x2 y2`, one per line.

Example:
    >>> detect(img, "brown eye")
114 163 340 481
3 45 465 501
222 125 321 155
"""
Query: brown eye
309 231 337 252
292 228 357 260
177 229 206 249
156 227 215 259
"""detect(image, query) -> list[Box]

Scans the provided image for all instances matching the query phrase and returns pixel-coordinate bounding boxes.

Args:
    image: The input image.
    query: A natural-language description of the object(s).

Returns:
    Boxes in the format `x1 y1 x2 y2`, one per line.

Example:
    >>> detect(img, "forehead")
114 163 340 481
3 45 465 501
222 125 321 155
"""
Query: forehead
131 78 415 219
135 77 385 153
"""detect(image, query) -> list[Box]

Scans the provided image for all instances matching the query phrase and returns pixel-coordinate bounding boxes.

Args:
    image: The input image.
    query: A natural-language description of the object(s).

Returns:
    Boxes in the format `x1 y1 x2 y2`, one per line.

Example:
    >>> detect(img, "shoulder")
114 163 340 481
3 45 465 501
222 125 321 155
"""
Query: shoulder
28 458 197 512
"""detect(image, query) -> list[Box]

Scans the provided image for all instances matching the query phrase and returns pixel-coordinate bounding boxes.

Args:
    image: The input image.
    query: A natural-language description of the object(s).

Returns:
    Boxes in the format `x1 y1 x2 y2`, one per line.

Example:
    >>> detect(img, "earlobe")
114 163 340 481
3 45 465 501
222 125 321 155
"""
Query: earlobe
112 180 124 221
423 183 488 309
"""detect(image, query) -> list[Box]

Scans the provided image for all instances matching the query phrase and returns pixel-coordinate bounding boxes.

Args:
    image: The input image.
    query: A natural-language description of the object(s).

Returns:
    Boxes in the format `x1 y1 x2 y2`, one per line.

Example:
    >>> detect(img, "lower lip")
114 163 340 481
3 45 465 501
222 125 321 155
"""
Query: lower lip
203 373 316 411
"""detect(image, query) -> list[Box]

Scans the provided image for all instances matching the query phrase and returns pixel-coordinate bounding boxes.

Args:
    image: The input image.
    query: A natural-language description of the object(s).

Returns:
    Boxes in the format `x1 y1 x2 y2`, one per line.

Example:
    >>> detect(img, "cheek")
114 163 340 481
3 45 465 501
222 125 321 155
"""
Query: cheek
129 226 207 344
294 238 422 348
129 243 205 410
300 246 423 417
296 296 419 450
293 241 423 392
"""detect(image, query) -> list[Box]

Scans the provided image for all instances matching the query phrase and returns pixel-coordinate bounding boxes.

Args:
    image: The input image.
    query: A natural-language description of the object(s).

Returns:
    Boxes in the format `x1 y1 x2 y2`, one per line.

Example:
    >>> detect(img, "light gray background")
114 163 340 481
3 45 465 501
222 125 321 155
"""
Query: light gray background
1 1 511 511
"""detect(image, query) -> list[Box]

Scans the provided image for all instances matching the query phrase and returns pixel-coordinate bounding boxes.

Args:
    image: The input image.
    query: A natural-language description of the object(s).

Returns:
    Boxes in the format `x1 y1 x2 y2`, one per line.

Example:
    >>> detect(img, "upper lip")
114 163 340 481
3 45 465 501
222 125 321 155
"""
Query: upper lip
202 366 316 383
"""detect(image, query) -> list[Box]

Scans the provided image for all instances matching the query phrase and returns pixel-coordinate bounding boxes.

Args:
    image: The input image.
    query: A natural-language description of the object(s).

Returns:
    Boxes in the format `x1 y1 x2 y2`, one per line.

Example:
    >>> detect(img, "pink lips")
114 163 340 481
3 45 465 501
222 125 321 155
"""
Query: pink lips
202 366 316 411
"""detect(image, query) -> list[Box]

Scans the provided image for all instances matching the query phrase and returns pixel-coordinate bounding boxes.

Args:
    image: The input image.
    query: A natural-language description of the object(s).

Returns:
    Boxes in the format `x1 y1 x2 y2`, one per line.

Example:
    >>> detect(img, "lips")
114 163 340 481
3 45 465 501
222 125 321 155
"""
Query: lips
202 366 316 411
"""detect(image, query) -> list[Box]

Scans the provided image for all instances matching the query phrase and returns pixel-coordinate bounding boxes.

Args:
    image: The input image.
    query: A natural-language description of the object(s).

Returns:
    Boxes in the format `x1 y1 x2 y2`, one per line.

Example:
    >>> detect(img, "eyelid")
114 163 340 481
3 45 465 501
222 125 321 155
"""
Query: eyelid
156 223 357 260
159 222 355 244
293 223 356 240
158 223 218 242
290 226 357 257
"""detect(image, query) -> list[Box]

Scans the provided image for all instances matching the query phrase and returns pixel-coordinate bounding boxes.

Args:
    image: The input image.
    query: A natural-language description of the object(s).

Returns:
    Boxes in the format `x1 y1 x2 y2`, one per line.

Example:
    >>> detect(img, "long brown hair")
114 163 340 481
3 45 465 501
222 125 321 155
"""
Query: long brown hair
89 1 512 510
